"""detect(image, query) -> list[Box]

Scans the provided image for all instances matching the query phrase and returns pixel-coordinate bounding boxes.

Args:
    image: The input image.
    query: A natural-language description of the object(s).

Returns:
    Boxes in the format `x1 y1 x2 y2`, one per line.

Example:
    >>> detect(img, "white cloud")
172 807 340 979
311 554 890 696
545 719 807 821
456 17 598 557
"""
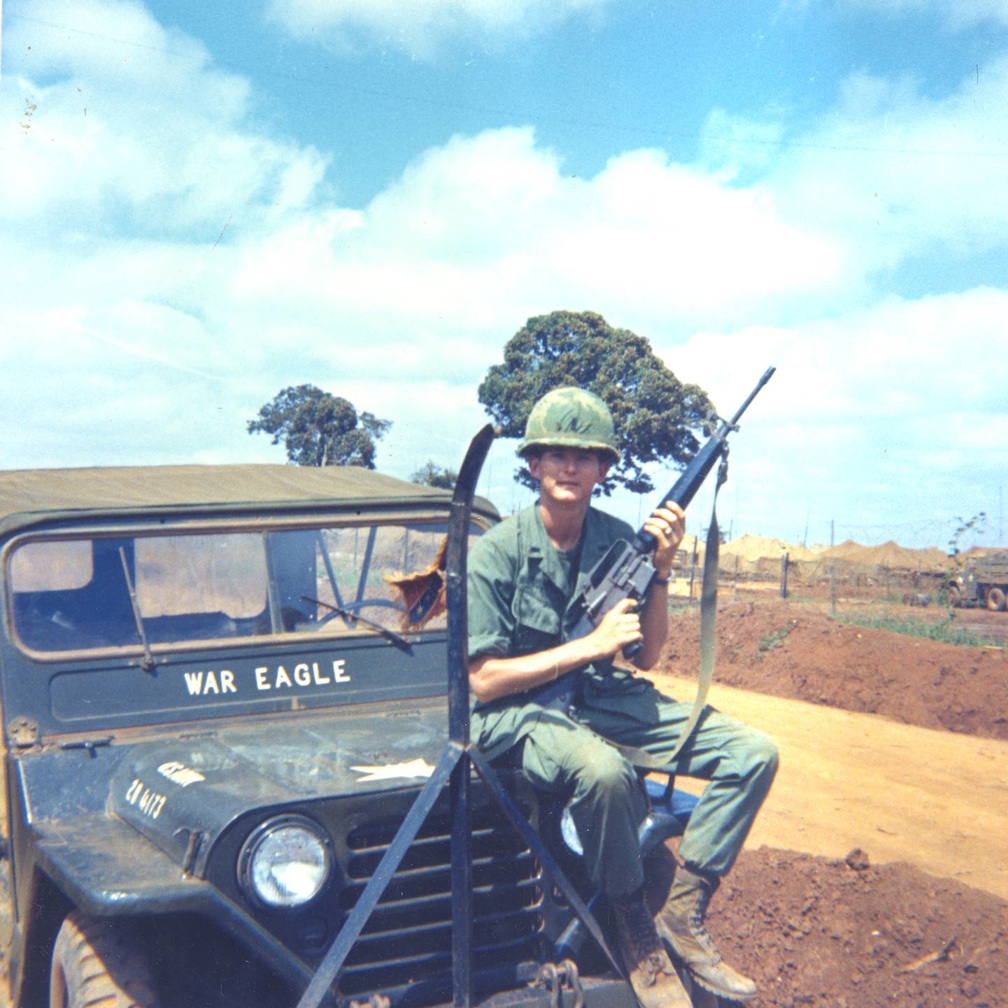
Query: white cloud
2 0 1007 549
834 0 1008 29
2 0 329 239
667 289 1008 546
266 0 611 57
218 127 849 367
759 57 1008 273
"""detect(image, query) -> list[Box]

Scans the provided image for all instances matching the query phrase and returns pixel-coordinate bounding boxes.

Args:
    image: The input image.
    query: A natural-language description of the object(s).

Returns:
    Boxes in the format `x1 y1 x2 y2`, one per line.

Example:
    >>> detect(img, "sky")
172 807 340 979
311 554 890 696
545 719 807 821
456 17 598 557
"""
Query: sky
1 0 1006 552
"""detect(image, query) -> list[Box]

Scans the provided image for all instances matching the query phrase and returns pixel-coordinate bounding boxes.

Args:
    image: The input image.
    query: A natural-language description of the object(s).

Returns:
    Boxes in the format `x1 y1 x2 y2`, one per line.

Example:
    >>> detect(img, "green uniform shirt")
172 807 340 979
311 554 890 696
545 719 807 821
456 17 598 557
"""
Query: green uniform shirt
467 503 635 760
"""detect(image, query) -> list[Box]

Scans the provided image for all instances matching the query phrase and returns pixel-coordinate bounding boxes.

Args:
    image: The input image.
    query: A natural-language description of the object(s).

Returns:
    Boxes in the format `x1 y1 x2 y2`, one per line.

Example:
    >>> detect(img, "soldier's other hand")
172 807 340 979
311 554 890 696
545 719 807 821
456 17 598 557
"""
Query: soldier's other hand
644 501 686 575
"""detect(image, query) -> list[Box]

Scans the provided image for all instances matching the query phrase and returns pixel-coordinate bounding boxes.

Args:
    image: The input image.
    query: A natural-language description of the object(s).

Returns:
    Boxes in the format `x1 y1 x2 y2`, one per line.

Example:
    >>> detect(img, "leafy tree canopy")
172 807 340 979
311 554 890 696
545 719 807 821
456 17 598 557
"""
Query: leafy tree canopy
411 461 458 489
248 384 391 468
478 310 715 495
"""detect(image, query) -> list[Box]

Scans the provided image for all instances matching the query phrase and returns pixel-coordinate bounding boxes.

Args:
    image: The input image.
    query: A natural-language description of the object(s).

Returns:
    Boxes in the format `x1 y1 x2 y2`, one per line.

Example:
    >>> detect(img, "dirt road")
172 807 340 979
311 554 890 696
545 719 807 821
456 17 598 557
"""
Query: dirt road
655 673 1008 901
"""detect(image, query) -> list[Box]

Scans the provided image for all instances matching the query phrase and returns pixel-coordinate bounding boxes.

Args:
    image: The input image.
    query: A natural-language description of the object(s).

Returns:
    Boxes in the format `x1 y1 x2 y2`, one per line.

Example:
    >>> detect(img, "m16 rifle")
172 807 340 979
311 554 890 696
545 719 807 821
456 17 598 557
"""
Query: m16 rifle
569 365 776 652
525 366 775 714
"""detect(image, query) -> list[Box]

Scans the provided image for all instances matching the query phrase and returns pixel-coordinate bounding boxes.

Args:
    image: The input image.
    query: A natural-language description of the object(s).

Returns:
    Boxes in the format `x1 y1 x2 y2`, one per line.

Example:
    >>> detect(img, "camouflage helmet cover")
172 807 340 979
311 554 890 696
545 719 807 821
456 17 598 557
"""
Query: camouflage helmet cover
518 387 620 463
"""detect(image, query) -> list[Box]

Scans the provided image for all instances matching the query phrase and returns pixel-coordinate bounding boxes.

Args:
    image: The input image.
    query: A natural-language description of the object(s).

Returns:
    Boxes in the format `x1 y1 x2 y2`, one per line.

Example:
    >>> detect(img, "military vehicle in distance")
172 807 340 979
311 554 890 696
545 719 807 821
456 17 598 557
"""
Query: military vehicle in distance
0 463 693 1008
947 552 1008 611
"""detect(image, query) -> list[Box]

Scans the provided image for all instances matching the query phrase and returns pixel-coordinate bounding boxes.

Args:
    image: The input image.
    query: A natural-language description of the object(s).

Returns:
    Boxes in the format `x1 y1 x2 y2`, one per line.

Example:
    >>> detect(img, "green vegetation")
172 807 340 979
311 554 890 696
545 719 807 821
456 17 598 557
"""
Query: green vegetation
834 611 1003 648
948 511 987 557
248 384 391 468
411 461 458 489
758 623 795 652
478 309 714 495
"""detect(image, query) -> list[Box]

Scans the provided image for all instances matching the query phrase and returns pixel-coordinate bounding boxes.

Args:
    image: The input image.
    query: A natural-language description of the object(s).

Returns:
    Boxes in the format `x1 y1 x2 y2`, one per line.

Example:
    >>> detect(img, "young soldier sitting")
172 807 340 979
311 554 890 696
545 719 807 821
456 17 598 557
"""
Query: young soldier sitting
467 387 778 1008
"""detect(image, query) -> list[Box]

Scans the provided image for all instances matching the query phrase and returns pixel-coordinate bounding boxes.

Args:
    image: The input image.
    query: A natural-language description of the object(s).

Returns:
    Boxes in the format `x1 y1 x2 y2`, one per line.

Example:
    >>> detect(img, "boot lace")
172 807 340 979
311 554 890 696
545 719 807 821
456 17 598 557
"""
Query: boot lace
687 885 720 961
614 896 665 976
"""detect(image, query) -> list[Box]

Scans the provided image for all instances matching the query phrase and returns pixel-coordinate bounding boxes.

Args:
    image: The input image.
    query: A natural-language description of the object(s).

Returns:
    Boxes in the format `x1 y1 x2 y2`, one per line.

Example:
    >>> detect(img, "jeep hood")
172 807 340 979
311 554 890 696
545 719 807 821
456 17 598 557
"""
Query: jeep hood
112 705 450 873
19 703 450 880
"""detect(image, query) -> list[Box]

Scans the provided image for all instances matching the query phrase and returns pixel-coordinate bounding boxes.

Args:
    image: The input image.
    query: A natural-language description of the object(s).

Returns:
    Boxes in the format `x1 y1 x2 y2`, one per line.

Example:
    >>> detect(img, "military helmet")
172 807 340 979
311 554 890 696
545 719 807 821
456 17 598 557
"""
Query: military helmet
518 387 620 463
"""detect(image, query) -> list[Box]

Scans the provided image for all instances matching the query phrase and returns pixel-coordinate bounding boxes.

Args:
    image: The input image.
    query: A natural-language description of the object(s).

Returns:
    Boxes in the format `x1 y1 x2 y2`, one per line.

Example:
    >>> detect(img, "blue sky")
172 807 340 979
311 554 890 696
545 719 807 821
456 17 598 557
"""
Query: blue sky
1 0 1007 551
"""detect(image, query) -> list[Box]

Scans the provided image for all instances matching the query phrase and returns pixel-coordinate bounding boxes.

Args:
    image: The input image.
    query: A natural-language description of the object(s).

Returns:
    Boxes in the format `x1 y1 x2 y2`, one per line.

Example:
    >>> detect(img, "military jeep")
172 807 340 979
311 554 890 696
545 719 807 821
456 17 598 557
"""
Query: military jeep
0 463 662 1008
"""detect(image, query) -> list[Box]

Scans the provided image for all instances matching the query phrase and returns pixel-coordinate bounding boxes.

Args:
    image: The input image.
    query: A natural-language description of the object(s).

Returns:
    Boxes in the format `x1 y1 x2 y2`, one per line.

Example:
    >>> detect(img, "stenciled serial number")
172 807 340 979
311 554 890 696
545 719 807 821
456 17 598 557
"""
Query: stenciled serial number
125 777 167 820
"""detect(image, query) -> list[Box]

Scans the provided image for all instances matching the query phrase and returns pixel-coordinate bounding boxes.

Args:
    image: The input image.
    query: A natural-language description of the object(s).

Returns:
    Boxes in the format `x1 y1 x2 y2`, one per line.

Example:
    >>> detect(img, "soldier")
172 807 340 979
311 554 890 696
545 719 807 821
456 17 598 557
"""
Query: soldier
467 387 778 1008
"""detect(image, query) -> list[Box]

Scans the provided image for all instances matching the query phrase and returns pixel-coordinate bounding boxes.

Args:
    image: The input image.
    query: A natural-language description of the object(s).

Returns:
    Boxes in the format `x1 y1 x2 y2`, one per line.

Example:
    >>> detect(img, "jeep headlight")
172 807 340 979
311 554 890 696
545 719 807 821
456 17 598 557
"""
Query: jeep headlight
238 815 332 909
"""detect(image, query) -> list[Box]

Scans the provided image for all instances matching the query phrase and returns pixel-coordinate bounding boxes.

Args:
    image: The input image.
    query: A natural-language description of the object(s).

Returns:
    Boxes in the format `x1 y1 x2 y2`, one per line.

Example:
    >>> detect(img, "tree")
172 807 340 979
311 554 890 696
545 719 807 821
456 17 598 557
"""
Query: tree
478 310 715 494
247 384 391 468
411 461 458 489
948 511 987 557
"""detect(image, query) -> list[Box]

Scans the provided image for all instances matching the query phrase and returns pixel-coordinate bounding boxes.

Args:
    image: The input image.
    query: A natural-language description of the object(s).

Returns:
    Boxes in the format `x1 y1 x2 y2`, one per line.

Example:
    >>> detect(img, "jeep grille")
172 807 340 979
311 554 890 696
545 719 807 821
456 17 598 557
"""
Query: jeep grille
336 801 544 1006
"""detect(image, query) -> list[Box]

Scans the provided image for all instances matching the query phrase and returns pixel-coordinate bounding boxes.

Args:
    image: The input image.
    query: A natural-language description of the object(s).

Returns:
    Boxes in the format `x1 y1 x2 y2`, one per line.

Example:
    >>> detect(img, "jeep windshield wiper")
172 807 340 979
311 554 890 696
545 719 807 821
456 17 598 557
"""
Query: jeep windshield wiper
119 546 156 671
302 596 413 652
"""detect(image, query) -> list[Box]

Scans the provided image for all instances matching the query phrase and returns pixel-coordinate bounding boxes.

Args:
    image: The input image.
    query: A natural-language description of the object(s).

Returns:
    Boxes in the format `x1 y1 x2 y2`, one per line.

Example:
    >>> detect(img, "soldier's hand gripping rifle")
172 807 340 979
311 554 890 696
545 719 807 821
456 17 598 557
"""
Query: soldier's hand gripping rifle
568 366 775 654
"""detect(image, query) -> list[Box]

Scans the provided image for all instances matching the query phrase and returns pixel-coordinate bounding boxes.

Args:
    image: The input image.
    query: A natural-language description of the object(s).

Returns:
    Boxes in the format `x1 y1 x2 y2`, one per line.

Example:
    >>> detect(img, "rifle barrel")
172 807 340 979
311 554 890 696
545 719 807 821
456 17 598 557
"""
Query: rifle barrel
635 366 775 546
722 366 775 432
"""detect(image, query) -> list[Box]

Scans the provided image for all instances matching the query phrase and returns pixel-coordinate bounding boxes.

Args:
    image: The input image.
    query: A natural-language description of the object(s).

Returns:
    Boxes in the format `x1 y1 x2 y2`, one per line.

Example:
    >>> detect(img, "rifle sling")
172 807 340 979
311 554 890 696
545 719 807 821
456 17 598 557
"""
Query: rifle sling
610 468 724 773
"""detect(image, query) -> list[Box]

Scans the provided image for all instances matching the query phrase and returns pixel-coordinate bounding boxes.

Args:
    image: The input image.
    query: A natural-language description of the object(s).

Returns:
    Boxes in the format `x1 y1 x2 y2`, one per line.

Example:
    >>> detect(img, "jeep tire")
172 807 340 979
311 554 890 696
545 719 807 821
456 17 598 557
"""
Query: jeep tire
50 912 160 1008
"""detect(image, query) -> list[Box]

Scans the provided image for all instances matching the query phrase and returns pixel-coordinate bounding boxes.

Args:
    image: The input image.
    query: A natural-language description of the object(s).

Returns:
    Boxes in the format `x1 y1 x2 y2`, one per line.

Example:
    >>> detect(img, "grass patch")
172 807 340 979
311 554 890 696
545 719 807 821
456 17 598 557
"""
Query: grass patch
835 612 1003 648
758 623 795 652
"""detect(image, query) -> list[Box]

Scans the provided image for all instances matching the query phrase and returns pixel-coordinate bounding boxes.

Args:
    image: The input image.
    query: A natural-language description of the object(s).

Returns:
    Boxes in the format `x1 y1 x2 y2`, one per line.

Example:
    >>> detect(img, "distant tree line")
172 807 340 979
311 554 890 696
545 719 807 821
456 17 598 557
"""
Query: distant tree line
247 310 716 491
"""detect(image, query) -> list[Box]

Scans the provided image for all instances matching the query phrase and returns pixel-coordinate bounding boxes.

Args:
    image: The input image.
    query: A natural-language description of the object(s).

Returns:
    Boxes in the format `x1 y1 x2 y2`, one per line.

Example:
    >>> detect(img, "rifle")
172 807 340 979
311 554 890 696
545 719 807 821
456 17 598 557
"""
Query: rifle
568 366 775 651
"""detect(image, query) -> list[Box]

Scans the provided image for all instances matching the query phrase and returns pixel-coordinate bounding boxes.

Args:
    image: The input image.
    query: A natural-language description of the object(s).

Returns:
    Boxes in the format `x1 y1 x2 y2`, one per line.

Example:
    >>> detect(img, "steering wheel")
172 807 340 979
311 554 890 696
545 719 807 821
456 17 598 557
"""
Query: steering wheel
312 598 404 628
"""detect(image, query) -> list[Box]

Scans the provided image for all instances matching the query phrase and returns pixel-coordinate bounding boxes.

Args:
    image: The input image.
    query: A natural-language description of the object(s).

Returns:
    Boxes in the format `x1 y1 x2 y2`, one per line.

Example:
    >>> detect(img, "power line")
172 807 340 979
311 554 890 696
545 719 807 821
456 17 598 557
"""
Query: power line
8 12 1008 163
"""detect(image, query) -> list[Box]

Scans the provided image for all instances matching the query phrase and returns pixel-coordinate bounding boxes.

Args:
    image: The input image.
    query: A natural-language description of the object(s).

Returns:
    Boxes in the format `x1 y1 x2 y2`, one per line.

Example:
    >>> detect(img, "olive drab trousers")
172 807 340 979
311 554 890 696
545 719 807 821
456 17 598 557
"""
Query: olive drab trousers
511 672 779 898
468 503 778 898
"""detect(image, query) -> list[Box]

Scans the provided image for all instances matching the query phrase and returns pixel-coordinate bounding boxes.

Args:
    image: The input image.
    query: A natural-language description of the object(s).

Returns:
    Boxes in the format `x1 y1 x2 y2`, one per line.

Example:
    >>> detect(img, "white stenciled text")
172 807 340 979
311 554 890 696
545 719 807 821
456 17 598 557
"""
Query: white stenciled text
181 659 352 699
255 660 351 691
157 761 206 788
125 777 167 819
183 669 237 696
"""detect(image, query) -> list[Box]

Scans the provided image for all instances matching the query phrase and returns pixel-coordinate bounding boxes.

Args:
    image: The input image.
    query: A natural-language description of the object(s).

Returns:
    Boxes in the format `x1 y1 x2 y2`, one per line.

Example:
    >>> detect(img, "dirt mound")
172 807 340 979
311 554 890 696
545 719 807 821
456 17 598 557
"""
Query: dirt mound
661 600 1008 739
710 847 1008 1008
689 536 951 581
720 533 818 564
818 539 949 571
653 596 1008 1008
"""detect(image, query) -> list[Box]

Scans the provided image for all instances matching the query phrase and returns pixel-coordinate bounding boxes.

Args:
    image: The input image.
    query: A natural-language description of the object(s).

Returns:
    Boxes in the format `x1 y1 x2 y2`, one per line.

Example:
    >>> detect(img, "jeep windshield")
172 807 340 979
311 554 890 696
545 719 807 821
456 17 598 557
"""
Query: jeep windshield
9 521 446 657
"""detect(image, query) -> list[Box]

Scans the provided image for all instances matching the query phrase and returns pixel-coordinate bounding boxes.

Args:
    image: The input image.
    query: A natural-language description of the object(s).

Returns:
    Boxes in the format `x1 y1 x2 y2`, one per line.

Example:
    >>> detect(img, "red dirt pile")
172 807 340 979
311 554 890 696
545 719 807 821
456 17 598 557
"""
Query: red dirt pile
661 600 1008 739
712 848 1008 1008
655 598 1008 1007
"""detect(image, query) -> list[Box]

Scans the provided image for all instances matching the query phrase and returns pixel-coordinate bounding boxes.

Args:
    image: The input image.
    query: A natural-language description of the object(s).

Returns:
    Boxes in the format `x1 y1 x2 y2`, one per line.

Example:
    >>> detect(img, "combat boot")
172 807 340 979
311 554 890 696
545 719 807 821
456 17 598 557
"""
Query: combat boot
611 888 692 1008
655 864 757 1002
